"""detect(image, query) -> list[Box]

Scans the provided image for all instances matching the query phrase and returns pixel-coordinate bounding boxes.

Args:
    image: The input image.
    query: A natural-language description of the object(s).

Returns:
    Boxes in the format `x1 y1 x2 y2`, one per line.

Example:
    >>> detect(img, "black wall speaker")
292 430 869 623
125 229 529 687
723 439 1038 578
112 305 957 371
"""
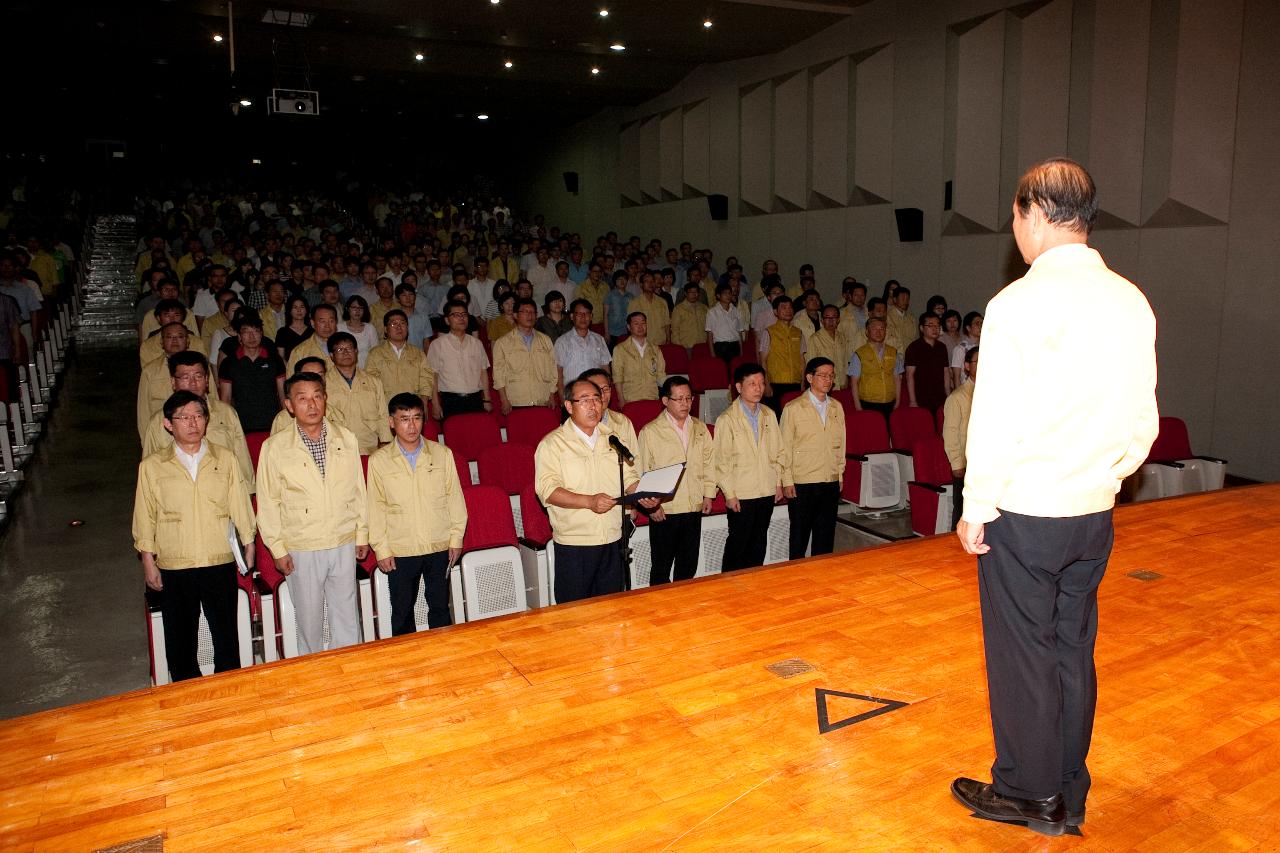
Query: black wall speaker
563 171 579 194
894 207 924 242
707 194 729 221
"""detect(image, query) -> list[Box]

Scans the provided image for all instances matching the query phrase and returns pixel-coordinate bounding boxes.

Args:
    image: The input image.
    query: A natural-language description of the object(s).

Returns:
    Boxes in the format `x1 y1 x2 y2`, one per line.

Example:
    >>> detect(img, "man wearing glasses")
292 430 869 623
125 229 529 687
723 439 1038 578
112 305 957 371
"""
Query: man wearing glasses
905 311 953 415
534 379 660 603
324 331 391 455
132 390 255 680
426 299 493 421
637 376 716 584
780 357 846 559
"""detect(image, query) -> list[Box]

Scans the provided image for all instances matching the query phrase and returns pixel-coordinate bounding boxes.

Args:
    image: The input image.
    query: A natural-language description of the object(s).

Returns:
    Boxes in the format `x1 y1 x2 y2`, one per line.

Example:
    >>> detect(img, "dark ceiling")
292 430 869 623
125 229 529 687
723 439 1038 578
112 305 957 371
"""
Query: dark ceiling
13 0 866 127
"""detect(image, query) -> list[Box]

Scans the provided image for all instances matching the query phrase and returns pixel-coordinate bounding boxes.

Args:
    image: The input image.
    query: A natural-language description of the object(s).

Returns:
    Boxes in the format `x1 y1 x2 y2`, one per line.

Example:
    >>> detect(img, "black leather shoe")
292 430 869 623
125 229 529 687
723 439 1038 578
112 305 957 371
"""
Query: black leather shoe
951 777 1066 836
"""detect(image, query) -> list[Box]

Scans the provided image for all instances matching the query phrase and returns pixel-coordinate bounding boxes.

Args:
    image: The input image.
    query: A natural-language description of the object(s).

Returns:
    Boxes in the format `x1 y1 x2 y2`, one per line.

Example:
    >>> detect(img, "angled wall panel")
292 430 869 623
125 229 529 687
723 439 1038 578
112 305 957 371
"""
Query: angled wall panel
810 58 850 207
618 121 641 206
1087 0 1150 226
638 115 661 204
682 100 711 196
853 45 894 205
950 13 1007 233
1144 0 1244 226
659 108 684 201
739 81 774 215
773 72 809 211
1014 0 1072 172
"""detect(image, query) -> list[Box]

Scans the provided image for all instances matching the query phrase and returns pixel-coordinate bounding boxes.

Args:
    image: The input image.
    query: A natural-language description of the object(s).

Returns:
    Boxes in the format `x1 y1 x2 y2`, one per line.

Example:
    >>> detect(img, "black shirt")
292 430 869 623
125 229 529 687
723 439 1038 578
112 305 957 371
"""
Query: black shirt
218 343 286 432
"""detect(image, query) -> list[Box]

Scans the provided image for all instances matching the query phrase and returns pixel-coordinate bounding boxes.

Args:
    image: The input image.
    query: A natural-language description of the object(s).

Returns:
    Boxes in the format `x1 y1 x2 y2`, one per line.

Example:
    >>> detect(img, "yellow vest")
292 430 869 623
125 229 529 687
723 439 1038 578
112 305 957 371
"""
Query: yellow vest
764 322 804 385
854 343 898 404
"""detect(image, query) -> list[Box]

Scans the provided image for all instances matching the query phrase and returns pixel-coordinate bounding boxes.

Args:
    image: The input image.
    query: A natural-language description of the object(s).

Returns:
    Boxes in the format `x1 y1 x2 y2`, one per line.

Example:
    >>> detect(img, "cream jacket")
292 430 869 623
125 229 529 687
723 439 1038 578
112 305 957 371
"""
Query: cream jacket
535 419 639 545
367 439 467 557
638 413 717 514
492 328 558 407
713 400 783 501
365 341 437 400
256 420 369 558
132 442 255 570
780 393 846 487
325 366 391 455
942 381 973 473
612 338 665 404
963 243 1158 523
142 398 256 491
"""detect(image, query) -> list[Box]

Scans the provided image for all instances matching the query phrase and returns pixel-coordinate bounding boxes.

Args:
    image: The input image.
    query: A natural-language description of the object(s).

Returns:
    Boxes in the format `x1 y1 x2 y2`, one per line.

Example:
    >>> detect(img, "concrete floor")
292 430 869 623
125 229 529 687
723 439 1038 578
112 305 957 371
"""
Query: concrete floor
0 346 149 720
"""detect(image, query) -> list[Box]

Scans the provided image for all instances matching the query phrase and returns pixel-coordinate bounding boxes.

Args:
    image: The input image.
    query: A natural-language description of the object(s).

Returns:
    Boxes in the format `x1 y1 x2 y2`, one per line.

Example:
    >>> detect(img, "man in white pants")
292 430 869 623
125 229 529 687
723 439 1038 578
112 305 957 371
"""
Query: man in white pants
256 370 369 654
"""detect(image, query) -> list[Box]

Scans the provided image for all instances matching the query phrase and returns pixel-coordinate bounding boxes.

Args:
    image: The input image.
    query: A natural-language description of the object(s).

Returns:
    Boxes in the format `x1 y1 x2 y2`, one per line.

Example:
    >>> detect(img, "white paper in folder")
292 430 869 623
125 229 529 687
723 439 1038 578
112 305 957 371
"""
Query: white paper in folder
618 462 685 504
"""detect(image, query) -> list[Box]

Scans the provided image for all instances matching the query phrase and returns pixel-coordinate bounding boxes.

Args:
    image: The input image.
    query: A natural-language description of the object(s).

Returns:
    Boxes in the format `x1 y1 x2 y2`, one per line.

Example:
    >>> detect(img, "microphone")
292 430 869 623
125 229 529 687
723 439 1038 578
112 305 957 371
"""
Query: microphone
608 435 634 463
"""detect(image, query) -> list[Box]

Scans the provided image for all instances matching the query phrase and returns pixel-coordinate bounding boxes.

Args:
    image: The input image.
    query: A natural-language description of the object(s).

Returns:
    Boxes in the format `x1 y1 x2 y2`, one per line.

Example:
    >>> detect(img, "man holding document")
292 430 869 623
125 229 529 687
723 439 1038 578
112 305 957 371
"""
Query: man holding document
535 378 663 604
638 376 716 584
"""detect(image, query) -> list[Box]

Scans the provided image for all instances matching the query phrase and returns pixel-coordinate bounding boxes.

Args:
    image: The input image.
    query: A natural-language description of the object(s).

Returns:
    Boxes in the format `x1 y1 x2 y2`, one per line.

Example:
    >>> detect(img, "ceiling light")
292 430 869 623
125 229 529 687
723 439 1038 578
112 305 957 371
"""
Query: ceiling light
414 52 425 61
477 113 489 120
212 34 223 43
703 19 713 28
490 0 500 4
591 66 600 75
610 42 625 51
599 8 609 16
504 59 513 68
251 158 262 165
239 98 252 107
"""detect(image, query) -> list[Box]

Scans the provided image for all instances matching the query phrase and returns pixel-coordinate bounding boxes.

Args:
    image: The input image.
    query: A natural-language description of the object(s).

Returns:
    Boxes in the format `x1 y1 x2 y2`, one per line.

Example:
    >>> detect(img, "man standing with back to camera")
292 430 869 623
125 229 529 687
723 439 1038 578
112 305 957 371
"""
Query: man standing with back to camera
951 159 1158 836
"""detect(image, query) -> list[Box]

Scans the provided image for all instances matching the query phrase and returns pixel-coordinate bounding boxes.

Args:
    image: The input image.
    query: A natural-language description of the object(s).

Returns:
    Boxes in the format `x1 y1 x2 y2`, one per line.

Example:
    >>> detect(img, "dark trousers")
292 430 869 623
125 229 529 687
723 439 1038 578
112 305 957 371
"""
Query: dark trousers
649 511 702 584
788 481 839 559
859 399 895 427
713 341 741 374
977 509 1113 812
951 474 965 531
439 390 484 420
723 495 774 571
765 383 800 418
387 551 453 635
158 562 240 681
554 540 623 603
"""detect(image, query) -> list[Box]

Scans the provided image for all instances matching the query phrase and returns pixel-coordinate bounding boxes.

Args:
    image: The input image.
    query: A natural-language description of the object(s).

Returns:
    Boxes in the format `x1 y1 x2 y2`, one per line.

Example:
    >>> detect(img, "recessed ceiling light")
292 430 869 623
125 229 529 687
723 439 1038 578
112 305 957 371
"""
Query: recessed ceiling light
212 34 223 42
599 7 609 17
490 0 499 4
251 158 262 165
477 113 489 120
610 42 625 51
414 52 425 61
239 99 252 107
591 66 600 75
703 19 713 28
504 59 513 68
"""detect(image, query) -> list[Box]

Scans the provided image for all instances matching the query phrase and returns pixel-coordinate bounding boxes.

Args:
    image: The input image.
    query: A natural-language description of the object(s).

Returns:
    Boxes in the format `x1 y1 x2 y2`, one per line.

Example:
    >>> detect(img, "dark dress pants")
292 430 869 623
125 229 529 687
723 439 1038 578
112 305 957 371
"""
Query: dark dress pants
387 551 453 634
788 481 839 559
649 511 701 584
977 508 1113 813
158 562 240 681
553 540 623 603
439 390 484 420
723 495 774 571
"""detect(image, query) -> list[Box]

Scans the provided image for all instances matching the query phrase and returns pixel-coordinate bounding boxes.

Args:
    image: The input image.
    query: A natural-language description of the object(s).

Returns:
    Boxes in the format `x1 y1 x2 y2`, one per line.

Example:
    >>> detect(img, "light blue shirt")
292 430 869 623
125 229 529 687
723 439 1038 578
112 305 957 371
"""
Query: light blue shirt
739 399 761 442
807 390 830 425
397 437 424 470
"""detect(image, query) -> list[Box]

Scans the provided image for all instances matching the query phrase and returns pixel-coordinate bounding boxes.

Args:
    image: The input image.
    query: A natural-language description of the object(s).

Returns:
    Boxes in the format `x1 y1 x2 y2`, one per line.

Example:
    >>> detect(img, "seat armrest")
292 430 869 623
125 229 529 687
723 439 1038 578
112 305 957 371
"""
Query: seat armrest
518 537 549 550
845 453 869 462
1192 454 1228 465
1148 459 1186 470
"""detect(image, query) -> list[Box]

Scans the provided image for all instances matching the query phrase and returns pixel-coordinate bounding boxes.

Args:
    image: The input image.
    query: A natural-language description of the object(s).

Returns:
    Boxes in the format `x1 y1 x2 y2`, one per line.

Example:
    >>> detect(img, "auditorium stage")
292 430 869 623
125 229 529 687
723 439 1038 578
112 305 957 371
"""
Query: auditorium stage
3 486 1279 851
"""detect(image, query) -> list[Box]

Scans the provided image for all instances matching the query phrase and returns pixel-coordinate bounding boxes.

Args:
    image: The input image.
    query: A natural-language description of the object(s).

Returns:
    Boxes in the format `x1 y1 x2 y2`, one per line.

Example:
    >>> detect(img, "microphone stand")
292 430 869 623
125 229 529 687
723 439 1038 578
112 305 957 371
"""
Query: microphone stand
614 443 634 592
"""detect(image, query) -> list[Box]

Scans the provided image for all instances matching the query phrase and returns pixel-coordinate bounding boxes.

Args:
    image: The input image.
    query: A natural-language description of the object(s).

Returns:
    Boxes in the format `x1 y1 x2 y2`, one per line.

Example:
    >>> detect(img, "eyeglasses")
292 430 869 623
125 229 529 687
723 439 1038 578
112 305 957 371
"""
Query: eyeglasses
667 396 694 403
330 346 357 355
568 396 602 405
812 372 837 381
170 413 208 423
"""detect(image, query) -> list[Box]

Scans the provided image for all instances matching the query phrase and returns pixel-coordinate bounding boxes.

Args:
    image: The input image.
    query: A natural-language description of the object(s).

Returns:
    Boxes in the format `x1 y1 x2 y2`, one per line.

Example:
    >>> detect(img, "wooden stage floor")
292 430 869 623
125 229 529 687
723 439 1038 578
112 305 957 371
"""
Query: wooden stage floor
3 486 1280 851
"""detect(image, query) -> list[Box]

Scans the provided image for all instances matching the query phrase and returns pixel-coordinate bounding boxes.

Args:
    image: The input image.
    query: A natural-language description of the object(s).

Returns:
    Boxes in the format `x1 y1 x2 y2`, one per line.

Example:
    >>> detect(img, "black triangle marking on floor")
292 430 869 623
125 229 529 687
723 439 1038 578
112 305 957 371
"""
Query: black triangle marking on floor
815 688 908 734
